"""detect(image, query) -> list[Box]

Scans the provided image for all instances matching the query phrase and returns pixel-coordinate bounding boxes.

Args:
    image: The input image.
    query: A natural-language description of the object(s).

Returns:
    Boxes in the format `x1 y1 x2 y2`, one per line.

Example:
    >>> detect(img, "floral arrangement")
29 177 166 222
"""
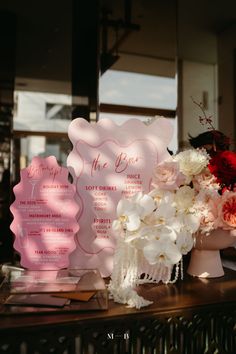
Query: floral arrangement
190 97 236 233
108 146 236 308
108 148 207 308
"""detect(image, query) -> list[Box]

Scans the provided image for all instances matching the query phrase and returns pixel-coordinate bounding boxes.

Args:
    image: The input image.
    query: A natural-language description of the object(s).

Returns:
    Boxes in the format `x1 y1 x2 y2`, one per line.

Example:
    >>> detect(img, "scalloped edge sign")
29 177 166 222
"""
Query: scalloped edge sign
10 156 79 270
67 118 174 276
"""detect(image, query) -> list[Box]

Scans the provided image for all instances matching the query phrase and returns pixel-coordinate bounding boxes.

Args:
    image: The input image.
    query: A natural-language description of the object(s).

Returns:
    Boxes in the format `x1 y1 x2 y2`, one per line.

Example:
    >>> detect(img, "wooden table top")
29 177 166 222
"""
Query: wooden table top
0 268 235 331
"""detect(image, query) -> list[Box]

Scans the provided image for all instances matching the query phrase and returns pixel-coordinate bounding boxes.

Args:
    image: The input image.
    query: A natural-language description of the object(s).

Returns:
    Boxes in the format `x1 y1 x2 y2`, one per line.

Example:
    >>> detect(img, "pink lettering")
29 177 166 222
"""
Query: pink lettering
115 152 140 173
27 164 61 181
91 154 108 177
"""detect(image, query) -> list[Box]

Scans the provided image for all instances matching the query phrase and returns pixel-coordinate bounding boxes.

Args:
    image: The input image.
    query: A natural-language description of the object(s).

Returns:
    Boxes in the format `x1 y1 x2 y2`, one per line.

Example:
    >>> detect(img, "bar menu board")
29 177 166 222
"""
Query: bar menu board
67 118 173 276
10 156 79 270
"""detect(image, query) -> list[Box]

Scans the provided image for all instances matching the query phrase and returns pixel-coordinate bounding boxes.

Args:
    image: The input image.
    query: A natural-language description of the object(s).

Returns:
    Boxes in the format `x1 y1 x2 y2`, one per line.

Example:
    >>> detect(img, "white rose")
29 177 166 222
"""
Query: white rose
175 185 195 211
174 149 210 183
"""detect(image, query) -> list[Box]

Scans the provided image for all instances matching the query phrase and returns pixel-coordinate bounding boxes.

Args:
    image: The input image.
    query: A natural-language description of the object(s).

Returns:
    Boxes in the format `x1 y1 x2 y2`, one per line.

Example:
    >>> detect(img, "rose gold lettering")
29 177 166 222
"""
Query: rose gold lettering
115 153 140 173
91 154 108 177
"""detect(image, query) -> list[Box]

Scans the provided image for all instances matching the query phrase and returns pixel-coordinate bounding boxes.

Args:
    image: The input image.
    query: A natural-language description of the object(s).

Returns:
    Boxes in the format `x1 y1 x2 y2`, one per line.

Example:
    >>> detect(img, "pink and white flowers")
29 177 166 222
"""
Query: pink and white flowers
109 147 235 309
111 148 209 269
193 189 220 234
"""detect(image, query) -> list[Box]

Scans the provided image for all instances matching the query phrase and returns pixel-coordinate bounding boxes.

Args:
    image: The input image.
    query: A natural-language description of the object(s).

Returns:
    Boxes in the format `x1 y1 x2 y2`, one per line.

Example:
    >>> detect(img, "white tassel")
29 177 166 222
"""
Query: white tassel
108 234 183 309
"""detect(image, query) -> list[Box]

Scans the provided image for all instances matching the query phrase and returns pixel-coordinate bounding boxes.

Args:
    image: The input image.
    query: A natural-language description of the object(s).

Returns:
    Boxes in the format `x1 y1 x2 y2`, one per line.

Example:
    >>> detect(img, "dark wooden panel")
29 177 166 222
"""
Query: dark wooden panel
0 308 235 354
72 0 100 120
0 269 236 353
100 103 176 118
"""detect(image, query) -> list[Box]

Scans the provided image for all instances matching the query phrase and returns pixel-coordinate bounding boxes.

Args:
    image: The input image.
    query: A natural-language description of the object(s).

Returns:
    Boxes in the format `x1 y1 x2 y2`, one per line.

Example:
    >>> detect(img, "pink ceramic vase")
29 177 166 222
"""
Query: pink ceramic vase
187 228 236 278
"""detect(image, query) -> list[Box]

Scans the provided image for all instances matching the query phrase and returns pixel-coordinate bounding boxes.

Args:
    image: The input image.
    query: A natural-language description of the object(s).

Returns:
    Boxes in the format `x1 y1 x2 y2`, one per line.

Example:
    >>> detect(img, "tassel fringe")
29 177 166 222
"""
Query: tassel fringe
109 238 183 309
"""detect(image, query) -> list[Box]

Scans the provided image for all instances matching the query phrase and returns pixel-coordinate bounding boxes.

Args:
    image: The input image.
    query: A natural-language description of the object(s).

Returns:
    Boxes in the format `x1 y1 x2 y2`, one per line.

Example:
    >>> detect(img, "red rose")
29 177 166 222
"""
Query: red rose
208 151 236 189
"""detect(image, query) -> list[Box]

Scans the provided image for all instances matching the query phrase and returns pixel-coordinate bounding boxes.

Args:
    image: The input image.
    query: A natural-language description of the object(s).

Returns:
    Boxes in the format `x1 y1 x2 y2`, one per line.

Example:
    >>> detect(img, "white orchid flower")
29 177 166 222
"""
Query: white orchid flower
112 192 156 233
112 198 141 232
124 225 156 249
176 230 194 255
149 198 179 236
166 217 182 233
125 223 178 251
149 189 175 207
153 201 176 223
131 192 155 218
155 224 177 242
143 239 182 266
179 213 201 233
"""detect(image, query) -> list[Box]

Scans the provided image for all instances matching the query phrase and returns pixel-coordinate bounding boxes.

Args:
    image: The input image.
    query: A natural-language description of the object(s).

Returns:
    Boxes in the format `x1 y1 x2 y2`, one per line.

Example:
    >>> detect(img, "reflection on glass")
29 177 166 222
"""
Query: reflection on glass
17 224 28 248
29 178 40 199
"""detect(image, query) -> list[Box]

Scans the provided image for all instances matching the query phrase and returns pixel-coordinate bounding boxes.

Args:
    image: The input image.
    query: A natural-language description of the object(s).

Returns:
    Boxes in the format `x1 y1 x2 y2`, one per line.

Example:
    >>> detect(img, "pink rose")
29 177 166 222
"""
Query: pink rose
218 191 236 229
199 200 218 232
192 167 220 192
152 160 185 191
194 191 219 234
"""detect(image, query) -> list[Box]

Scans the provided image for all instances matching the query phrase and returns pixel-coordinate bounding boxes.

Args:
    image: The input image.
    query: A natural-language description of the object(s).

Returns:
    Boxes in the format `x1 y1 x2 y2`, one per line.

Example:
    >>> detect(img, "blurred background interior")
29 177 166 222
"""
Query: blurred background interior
0 0 236 261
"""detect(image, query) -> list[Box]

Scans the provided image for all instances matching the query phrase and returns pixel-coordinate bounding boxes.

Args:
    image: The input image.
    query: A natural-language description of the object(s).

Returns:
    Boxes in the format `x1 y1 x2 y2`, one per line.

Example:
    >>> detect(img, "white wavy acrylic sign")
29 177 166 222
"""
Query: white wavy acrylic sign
67 118 173 276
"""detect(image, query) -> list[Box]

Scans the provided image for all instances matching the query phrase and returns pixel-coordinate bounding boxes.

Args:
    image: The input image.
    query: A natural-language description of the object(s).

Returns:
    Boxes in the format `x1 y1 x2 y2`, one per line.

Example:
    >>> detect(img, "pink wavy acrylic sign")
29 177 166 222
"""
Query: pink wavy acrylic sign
10 156 79 270
67 118 173 276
